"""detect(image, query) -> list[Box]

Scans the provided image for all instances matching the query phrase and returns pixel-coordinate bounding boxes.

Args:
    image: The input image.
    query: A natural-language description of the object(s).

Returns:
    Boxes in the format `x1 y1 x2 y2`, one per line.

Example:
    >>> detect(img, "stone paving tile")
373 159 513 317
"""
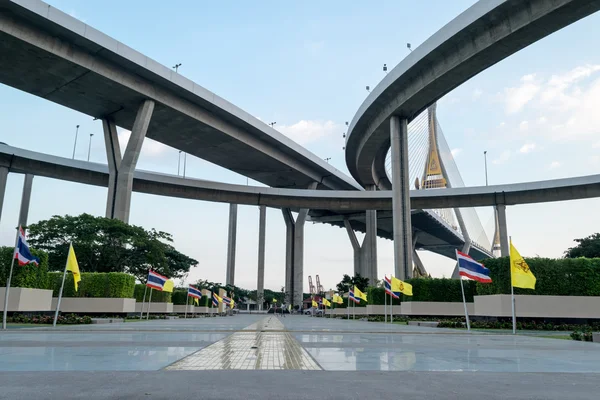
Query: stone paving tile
167 317 321 370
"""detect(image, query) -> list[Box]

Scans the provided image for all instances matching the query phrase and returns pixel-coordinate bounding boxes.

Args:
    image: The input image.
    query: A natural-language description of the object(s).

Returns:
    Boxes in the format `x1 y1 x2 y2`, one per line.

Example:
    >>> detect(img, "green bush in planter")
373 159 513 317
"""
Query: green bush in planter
134 284 172 303
0 246 49 289
48 272 135 298
367 286 401 306
402 278 476 302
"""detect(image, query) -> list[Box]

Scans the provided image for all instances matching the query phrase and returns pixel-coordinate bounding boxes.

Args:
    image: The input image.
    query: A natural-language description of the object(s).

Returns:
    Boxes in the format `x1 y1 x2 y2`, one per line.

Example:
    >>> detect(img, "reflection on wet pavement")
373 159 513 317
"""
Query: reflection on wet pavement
167 317 320 370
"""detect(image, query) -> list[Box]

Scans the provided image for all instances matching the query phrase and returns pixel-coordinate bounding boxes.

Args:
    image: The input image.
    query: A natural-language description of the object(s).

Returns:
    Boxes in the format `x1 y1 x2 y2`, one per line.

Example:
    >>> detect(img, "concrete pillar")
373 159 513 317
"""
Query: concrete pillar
0 167 8 225
226 203 238 286
390 116 413 280
18 174 33 228
343 219 362 277
257 205 266 310
364 185 378 284
282 208 294 305
112 100 155 223
103 119 121 219
496 204 509 257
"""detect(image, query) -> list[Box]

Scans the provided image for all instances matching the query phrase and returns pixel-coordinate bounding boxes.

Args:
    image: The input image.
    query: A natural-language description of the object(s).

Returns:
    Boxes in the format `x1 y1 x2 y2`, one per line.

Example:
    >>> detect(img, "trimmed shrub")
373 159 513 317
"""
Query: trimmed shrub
134 284 172 303
402 278 476 302
172 289 188 305
0 246 49 289
48 272 135 298
476 257 600 296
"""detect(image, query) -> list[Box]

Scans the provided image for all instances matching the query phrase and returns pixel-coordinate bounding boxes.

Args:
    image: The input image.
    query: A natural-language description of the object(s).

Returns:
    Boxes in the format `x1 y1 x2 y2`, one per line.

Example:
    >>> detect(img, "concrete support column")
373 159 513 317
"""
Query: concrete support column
18 174 33 228
0 167 8 225
226 203 238 286
343 219 362 277
112 100 155 223
282 208 294 305
364 185 378 284
412 231 427 277
496 204 509 257
103 119 121 219
390 116 413 280
256 205 266 310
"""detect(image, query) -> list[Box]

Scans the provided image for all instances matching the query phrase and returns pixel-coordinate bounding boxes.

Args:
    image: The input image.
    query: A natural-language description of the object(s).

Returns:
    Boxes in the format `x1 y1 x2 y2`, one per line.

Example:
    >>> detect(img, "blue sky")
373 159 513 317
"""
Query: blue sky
2 0 600 292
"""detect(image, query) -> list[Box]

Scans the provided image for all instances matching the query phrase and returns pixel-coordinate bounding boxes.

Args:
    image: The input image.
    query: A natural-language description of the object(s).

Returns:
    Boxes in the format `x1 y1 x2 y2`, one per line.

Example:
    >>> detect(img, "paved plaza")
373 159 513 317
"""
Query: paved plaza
0 315 599 399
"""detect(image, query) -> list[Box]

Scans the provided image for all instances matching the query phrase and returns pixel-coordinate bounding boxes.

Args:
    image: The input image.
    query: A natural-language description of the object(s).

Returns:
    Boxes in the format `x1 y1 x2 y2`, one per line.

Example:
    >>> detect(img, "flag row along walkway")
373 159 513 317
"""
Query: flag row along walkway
166 317 321 370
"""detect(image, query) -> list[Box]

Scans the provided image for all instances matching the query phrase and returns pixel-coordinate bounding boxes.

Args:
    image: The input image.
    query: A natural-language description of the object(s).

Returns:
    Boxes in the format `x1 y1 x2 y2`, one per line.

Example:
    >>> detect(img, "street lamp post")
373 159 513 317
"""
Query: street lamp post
269 122 276 128
178 151 182 175
72 125 80 159
87 134 94 162
172 63 182 73
484 150 488 186
183 153 187 178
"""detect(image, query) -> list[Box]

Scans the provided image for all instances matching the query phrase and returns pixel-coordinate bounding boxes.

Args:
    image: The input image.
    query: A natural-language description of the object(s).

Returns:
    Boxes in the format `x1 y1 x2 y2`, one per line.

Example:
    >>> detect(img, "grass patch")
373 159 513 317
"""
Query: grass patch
538 335 572 340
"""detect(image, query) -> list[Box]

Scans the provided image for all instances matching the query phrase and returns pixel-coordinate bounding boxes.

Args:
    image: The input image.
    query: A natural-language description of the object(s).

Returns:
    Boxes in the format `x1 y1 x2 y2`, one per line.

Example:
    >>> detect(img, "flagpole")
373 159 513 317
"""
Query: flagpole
459 276 471 332
353 298 355 320
140 284 147 320
146 288 153 320
347 293 350 320
510 237 516 335
390 292 393 324
2 227 20 330
384 277 387 324
53 242 71 328
184 294 189 319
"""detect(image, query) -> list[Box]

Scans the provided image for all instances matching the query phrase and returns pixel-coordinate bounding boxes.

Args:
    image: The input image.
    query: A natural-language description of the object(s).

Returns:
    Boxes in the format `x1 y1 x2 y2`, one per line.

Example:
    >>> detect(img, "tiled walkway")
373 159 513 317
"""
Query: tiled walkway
166 317 321 370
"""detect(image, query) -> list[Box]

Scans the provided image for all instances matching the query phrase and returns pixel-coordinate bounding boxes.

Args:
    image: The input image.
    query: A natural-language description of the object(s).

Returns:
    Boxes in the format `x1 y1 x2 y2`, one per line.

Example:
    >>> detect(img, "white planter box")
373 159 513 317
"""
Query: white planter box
401 301 474 317
134 302 173 314
173 305 195 314
52 298 136 313
474 295 600 318
366 305 403 315
0 288 53 312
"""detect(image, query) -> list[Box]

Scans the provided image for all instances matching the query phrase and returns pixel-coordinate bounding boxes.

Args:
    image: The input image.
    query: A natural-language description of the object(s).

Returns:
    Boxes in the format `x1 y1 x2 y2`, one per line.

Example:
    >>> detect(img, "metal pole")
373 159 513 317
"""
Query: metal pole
87 134 94 161
183 153 187 178
177 152 181 176
146 288 153 320
53 243 71 328
459 277 471 332
140 284 147 319
384 283 387 324
72 125 79 159
484 151 488 186
510 237 516 334
2 228 20 330
347 294 350 320
184 295 189 319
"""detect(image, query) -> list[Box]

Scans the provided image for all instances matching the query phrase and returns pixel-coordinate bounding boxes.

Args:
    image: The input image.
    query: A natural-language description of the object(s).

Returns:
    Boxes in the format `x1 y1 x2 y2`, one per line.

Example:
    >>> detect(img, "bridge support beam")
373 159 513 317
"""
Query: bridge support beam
18 174 33 228
390 116 413 280
109 100 155 223
364 185 378 284
0 167 8 226
344 219 363 277
496 204 509 257
256 205 266 310
226 203 238 286
103 119 121 219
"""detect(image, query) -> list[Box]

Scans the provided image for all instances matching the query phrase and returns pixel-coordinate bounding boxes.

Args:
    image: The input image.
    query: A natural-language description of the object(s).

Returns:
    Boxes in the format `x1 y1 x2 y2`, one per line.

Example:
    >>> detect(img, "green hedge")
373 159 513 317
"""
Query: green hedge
48 272 135 298
172 289 188 305
368 287 401 306
476 257 600 296
0 246 49 289
401 278 476 303
134 284 172 303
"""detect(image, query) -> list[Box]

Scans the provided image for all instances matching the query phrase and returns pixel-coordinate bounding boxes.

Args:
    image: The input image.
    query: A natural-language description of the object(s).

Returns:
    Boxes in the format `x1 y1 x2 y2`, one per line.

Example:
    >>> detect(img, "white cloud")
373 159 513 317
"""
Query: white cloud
504 73 541 114
472 88 483 100
549 161 561 169
278 120 341 145
593 141 600 148
519 121 529 131
538 116 547 124
519 143 536 153
118 129 167 157
451 148 462 158
493 150 511 164
498 121 505 127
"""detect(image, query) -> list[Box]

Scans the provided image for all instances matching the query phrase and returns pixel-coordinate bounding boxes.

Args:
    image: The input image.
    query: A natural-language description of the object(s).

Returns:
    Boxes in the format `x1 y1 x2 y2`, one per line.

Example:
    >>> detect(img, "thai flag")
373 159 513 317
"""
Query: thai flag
348 289 360 304
14 227 39 266
222 296 231 305
456 250 492 283
188 285 202 299
211 292 219 307
146 270 168 290
384 276 400 299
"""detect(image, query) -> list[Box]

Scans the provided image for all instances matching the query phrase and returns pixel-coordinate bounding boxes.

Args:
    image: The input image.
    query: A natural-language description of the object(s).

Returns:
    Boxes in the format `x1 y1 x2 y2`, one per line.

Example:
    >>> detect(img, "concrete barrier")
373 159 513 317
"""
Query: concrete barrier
401 302 473 317
593 333 600 343
0 288 53 312
173 305 195 314
474 295 600 318
52 298 136 313
135 302 173 314
408 321 440 327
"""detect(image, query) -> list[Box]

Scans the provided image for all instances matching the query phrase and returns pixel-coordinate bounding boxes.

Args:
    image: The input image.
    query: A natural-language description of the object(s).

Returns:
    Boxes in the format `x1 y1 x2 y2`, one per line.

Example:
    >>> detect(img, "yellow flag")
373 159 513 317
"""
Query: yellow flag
391 276 413 296
273 298 277 303
510 241 536 289
163 280 174 293
230 299 235 309
332 294 344 304
322 298 331 307
66 244 81 292
312 299 318 307
194 297 199 306
354 286 367 302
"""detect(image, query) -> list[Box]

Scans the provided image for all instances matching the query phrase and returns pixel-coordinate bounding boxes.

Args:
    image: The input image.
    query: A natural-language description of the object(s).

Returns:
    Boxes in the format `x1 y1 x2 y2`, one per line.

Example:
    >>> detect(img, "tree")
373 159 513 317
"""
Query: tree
336 273 369 293
564 233 600 258
27 214 198 281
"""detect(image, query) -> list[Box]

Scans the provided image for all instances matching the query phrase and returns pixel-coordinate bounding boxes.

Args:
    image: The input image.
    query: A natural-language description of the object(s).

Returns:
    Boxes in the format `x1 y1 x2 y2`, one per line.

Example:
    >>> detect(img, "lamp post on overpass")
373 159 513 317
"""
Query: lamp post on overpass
269 122 276 128
72 124 79 159
484 150 488 186
178 151 182 175
87 133 94 162
172 63 182 73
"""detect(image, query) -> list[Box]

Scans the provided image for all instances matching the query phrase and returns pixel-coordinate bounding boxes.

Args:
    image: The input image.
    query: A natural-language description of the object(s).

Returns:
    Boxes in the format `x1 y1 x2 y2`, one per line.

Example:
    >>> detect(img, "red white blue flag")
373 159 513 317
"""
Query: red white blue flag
146 270 168 290
456 250 492 283
188 285 202 299
384 276 400 299
348 289 360 304
14 227 39 266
